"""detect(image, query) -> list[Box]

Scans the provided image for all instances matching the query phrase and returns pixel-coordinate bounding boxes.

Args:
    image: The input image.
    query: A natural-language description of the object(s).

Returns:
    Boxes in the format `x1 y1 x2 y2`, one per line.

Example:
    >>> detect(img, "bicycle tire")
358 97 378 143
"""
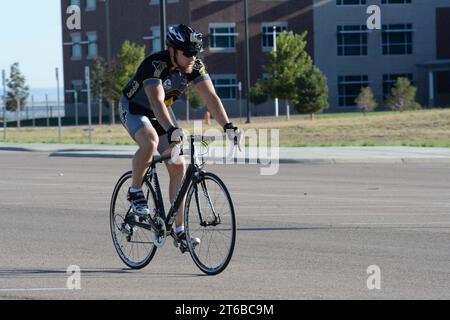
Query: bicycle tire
110 172 158 269
184 172 236 275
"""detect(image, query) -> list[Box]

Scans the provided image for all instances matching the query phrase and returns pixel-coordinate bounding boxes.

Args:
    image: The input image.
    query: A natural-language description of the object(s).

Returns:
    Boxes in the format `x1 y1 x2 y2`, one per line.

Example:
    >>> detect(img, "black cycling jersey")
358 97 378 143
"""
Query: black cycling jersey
122 50 210 119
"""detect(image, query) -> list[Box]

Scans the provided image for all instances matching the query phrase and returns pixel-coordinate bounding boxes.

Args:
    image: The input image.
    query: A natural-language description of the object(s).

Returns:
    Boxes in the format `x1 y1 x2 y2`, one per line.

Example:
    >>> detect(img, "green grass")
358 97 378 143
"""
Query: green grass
1 109 450 147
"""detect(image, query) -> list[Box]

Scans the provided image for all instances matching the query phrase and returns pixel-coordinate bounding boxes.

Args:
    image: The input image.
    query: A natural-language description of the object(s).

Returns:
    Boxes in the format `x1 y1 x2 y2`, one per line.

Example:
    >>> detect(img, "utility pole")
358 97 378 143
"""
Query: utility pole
56 68 62 143
2 69 6 139
244 0 251 123
160 0 167 50
273 26 279 118
238 81 243 123
74 90 79 126
105 0 112 64
85 66 93 144
31 95 35 127
16 98 21 129
45 94 50 127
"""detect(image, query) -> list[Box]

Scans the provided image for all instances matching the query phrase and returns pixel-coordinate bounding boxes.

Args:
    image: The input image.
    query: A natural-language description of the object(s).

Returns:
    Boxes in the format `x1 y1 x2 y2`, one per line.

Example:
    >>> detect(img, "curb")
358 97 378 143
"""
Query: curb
2 145 450 165
47 152 450 165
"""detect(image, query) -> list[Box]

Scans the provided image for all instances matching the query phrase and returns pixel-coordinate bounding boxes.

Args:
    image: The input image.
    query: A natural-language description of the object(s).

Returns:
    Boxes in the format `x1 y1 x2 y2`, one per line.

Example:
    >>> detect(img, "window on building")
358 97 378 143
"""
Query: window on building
338 75 369 107
382 24 413 55
381 0 411 4
209 24 237 50
212 75 237 100
71 33 82 60
262 23 288 51
383 74 413 98
71 80 83 104
336 0 367 5
337 25 368 56
86 32 98 59
148 26 161 53
86 0 96 11
149 0 179 5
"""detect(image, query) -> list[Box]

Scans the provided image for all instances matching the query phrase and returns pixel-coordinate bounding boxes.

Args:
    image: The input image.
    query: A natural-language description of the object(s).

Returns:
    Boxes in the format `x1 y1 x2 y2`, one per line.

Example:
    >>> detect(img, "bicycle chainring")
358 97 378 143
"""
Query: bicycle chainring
151 217 167 248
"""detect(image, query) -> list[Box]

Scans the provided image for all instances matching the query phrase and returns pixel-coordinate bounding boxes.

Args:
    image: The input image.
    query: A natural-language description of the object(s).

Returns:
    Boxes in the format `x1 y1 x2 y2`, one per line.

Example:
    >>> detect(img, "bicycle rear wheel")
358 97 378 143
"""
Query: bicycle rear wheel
185 172 236 275
110 172 158 269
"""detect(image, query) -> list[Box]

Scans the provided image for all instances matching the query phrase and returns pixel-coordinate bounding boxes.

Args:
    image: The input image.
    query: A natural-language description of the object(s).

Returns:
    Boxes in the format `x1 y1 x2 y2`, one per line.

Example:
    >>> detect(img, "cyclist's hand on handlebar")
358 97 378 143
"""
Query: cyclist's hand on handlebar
166 126 185 163
167 126 186 146
224 123 243 152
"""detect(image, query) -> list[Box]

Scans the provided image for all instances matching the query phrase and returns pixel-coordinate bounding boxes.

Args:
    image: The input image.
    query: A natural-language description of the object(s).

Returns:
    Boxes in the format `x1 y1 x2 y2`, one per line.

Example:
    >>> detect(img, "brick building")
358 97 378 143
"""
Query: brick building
60 0 450 119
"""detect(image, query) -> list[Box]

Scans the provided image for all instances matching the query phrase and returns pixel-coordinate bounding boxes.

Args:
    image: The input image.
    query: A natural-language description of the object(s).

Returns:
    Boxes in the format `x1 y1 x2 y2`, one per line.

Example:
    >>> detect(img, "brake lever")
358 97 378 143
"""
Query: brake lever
234 135 242 153
169 143 184 164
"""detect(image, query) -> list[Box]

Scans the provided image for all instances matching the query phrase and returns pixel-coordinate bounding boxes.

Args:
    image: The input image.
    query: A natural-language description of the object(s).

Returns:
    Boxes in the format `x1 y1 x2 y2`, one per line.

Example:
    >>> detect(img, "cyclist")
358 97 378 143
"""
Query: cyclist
119 24 240 248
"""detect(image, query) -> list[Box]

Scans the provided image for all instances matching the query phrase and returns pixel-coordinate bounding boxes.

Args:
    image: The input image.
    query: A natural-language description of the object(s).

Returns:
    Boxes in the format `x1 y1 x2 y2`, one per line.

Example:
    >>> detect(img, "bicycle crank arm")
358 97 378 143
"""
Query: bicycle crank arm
127 220 153 231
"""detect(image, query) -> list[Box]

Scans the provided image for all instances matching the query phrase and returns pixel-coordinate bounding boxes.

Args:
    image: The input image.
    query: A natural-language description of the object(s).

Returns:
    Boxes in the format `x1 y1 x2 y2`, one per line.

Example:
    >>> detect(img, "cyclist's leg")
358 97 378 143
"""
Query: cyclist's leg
132 127 159 189
155 112 186 230
165 156 187 229
119 96 159 189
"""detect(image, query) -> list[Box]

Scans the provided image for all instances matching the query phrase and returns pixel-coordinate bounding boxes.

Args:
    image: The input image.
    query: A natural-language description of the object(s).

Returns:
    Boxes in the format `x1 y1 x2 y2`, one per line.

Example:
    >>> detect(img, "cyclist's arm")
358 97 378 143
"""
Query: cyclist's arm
144 82 176 131
195 79 230 128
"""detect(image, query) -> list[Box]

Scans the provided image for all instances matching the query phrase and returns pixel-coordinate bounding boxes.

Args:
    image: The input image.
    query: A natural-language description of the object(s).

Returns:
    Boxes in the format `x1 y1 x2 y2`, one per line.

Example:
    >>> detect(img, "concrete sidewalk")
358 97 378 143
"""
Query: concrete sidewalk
0 142 450 164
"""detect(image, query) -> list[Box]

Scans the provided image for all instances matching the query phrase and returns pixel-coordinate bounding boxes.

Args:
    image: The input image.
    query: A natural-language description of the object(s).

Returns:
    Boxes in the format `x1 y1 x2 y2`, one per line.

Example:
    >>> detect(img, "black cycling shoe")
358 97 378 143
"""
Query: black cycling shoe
127 188 150 216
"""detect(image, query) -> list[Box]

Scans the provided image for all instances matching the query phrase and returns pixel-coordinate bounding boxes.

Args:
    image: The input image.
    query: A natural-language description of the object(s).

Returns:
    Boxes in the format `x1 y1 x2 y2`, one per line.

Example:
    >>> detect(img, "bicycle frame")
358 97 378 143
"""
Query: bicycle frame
128 136 206 235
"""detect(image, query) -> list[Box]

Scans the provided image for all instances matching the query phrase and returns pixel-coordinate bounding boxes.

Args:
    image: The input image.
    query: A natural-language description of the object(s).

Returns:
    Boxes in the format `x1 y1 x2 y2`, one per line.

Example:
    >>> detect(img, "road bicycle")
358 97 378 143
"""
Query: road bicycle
110 135 236 275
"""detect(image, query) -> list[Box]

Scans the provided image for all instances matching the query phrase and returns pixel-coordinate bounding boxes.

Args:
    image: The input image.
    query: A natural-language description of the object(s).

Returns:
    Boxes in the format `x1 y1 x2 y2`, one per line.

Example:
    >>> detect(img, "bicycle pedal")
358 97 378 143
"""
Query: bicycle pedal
121 224 132 236
179 244 187 254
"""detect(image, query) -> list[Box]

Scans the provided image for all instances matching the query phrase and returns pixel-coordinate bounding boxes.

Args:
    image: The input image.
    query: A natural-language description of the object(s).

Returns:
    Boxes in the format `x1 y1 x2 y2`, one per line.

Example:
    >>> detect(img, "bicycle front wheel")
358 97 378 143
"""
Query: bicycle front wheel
185 172 236 275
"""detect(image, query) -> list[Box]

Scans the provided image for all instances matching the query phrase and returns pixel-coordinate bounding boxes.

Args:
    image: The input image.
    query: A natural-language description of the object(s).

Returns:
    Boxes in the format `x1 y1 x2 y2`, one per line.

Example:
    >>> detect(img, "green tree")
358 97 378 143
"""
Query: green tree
6 62 29 111
249 85 268 106
385 77 421 112
185 84 205 121
295 65 329 119
355 86 377 115
186 84 205 110
255 31 314 118
105 41 145 124
91 56 108 124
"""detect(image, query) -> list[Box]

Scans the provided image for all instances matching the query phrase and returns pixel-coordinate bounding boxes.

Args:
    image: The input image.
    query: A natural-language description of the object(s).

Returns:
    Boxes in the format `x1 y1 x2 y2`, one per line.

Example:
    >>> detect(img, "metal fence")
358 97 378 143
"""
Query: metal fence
0 100 65 123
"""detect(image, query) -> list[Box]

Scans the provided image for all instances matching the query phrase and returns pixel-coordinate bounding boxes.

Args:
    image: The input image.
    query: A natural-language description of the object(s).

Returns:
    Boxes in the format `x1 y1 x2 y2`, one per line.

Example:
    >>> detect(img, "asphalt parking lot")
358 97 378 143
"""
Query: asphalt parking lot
0 151 449 299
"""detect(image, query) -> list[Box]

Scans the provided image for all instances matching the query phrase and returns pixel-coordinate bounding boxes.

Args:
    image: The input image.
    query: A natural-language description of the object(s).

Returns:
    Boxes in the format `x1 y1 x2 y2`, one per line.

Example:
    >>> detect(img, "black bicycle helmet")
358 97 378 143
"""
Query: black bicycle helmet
166 24 203 55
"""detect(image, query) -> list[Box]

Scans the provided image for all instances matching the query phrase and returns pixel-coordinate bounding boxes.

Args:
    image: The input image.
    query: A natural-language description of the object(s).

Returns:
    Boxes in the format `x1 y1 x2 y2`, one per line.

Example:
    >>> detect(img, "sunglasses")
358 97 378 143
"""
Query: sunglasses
182 50 198 58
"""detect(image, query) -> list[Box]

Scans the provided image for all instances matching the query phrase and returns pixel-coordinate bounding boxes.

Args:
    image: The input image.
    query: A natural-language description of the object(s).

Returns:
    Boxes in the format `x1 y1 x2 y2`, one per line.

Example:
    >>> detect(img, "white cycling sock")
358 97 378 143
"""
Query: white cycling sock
176 226 185 234
129 188 143 193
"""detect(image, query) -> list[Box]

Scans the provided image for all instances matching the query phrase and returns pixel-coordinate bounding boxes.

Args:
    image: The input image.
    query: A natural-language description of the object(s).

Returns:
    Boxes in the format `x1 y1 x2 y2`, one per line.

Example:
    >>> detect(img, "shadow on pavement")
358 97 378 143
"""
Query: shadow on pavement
0 268 204 279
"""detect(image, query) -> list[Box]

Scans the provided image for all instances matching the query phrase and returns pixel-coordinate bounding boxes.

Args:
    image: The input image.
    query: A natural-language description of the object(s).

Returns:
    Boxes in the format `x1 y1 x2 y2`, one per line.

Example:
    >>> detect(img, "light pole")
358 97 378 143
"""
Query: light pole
16 97 21 129
31 95 35 127
56 68 62 143
244 0 251 123
238 81 243 123
2 69 6 139
74 90 79 126
45 94 50 127
160 0 167 50
273 26 279 118
105 0 112 64
85 66 93 144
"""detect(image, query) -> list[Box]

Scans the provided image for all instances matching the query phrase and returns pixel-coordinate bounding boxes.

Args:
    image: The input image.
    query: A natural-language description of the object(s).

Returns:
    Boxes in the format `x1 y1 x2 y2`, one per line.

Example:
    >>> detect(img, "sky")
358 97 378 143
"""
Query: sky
0 0 63 90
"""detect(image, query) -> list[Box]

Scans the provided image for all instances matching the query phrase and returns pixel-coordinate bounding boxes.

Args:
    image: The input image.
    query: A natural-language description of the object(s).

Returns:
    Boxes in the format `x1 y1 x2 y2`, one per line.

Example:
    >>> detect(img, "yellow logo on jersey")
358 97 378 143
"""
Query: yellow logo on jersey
164 97 174 107
152 61 167 78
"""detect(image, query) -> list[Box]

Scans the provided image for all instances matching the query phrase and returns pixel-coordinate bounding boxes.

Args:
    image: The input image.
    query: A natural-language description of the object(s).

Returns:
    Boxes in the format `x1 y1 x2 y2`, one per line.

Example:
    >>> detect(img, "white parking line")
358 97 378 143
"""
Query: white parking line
0 287 74 292
339 222 450 226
